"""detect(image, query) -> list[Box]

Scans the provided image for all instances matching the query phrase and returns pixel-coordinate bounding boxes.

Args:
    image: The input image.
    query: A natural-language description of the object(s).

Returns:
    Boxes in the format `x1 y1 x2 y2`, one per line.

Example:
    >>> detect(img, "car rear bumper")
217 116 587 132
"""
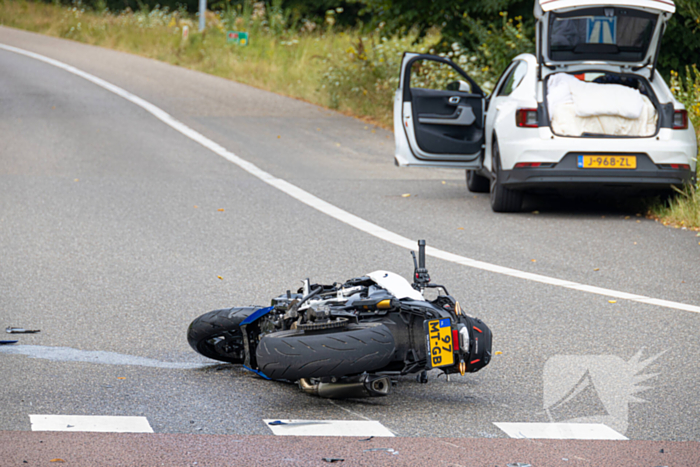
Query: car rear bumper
501 153 696 191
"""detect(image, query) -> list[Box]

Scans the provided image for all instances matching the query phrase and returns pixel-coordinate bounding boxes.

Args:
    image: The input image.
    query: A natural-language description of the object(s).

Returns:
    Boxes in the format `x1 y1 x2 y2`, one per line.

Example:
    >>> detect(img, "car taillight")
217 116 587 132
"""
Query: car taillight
659 163 691 170
673 110 688 130
516 109 538 128
514 162 542 168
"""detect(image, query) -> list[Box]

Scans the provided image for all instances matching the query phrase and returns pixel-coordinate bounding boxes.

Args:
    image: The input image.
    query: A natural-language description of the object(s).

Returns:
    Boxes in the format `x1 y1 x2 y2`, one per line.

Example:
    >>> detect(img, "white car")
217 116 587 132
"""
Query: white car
393 0 697 212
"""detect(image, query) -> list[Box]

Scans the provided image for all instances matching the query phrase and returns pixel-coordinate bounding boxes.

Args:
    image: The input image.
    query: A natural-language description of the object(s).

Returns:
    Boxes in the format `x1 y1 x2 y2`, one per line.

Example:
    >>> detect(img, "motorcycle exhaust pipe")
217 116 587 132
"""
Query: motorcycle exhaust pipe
299 376 391 398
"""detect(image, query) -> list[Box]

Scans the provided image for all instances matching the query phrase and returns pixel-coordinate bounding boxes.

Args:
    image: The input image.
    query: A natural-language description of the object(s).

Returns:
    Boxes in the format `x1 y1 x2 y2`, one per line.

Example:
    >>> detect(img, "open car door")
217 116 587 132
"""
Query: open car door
394 53 486 168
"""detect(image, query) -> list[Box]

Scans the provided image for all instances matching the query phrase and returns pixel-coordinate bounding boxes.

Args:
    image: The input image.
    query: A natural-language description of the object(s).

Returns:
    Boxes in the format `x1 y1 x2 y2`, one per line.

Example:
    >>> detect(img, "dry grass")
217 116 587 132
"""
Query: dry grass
0 0 392 126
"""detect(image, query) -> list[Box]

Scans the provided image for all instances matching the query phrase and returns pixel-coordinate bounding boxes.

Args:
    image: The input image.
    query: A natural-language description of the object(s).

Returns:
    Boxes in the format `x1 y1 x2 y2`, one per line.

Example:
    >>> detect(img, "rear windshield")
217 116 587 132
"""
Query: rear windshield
549 7 657 62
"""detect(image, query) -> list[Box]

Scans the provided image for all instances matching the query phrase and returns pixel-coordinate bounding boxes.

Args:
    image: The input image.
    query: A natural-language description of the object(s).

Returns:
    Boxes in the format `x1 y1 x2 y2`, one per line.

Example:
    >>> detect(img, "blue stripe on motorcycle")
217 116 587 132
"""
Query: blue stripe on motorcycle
240 306 274 326
243 365 271 380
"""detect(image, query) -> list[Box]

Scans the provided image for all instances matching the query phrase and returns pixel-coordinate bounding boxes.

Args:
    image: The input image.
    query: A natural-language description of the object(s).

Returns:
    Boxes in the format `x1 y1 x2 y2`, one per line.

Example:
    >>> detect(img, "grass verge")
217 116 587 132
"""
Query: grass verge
647 66 700 230
0 0 402 127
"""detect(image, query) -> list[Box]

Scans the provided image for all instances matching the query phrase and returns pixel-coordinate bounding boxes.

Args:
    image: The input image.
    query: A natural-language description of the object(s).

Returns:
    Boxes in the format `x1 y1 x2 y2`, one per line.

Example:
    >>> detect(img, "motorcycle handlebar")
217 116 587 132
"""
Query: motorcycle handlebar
418 240 426 270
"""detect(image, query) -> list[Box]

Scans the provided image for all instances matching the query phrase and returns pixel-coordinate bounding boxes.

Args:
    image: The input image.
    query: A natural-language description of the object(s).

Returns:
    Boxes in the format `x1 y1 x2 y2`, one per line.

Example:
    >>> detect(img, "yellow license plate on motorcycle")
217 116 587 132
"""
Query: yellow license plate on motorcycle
578 155 636 169
425 318 454 368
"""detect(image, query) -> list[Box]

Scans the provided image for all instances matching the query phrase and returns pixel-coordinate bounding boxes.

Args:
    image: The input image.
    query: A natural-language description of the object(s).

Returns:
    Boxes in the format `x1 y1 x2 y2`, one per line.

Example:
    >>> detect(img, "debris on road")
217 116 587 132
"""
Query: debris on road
359 436 374 442
0 340 18 345
321 458 344 463
5 327 40 334
506 463 532 467
268 421 287 426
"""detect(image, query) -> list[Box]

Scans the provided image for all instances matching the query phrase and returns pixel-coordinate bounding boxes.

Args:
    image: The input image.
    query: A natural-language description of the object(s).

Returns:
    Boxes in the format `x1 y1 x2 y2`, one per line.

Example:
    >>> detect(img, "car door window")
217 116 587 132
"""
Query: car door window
498 61 528 97
409 59 472 94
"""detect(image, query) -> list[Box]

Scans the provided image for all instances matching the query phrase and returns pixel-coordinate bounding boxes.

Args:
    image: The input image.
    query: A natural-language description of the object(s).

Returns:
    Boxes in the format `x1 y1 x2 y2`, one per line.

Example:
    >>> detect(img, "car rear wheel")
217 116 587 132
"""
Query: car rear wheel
466 170 490 193
490 139 523 213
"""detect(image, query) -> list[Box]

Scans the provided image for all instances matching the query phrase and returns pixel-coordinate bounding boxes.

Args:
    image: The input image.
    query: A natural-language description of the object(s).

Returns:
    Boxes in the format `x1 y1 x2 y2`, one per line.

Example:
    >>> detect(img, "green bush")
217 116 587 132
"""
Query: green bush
319 11 535 119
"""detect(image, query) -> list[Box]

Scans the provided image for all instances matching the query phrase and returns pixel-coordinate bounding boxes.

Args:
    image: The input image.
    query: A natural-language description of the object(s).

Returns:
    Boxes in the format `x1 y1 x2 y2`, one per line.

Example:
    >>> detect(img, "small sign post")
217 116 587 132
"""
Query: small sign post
227 31 249 46
198 0 206 32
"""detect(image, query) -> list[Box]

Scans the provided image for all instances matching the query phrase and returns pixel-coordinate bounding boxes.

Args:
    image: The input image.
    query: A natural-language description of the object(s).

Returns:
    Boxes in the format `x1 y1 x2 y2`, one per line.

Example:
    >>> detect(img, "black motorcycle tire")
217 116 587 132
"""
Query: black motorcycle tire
256 323 396 381
187 307 260 364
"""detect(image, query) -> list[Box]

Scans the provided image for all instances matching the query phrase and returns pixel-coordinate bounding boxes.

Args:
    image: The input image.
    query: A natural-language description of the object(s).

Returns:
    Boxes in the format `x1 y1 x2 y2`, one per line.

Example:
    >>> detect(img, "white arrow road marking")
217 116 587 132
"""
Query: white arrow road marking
494 422 628 440
264 419 395 437
30 415 154 433
2 43 698 315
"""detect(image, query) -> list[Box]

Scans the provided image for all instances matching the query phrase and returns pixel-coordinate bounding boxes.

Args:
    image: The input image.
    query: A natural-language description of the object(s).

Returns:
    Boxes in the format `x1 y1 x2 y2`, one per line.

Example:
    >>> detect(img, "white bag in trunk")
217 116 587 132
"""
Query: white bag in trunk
547 73 657 136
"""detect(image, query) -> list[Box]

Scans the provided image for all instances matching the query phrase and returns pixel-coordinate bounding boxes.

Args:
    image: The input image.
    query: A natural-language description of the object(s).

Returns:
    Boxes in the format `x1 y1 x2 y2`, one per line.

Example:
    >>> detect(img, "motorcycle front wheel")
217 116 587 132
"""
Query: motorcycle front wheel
187 307 260 363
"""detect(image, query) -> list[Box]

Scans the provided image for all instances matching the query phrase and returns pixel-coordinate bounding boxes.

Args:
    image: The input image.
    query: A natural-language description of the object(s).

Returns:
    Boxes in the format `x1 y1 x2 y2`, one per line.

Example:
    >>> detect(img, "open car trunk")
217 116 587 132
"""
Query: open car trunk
534 0 675 137
545 71 660 137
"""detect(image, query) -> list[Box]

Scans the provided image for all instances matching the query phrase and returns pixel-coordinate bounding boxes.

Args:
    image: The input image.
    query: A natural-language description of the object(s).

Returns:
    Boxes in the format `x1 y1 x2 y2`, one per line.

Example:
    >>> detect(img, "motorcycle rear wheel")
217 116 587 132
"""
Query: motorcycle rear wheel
256 323 396 381
187 307 260 364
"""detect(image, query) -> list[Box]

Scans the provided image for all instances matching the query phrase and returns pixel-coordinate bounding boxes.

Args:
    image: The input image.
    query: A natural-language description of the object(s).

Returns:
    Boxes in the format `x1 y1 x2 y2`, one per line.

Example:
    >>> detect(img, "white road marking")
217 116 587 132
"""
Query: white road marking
2 43 698 315
0 344 205 369
264 419 395 437
30 415 154 433
494 422 628 440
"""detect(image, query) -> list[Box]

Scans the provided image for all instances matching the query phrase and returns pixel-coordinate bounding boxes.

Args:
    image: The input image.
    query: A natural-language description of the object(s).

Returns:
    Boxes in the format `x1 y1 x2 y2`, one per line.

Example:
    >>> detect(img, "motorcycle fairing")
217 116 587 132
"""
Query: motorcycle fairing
240 306 274 326
367 270 425 301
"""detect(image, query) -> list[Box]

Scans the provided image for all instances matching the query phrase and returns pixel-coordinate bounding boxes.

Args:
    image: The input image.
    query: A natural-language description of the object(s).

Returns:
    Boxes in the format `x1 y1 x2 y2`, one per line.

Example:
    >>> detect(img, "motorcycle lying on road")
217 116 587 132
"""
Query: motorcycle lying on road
187 240 492 398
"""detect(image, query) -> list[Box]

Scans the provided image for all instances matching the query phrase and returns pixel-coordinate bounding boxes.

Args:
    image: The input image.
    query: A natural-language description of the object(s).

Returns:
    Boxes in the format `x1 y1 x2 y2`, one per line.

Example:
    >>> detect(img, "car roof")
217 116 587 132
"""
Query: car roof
538 0 675 14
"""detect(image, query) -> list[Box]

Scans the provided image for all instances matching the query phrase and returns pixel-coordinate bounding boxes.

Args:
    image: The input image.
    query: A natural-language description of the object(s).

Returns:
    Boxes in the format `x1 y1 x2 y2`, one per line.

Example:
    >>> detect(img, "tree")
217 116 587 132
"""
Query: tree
357 0 698 77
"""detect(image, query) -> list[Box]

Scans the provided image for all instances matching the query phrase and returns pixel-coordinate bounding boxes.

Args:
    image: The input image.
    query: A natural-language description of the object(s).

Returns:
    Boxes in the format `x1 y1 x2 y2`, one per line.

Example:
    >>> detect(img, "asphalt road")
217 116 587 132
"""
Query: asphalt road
1 25 699 461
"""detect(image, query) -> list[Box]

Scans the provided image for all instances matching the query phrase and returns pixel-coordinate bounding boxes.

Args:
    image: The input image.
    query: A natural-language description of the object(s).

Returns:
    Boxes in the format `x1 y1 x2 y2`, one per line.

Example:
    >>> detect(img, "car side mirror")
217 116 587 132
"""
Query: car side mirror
446 80 471 93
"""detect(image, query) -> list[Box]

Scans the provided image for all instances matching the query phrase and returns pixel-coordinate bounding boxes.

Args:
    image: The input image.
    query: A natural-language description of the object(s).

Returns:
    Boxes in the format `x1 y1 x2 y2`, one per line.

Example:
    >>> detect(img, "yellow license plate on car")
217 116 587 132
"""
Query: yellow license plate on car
425 318 454 368
578 155 636 169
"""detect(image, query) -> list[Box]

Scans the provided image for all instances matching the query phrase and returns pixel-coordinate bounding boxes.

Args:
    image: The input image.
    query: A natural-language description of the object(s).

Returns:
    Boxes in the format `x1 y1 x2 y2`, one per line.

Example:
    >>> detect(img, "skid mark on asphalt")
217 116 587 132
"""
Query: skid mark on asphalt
0 344 205 369
494 422 627 440
30 415 153 433
2 43 699 315
264 419 394 437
